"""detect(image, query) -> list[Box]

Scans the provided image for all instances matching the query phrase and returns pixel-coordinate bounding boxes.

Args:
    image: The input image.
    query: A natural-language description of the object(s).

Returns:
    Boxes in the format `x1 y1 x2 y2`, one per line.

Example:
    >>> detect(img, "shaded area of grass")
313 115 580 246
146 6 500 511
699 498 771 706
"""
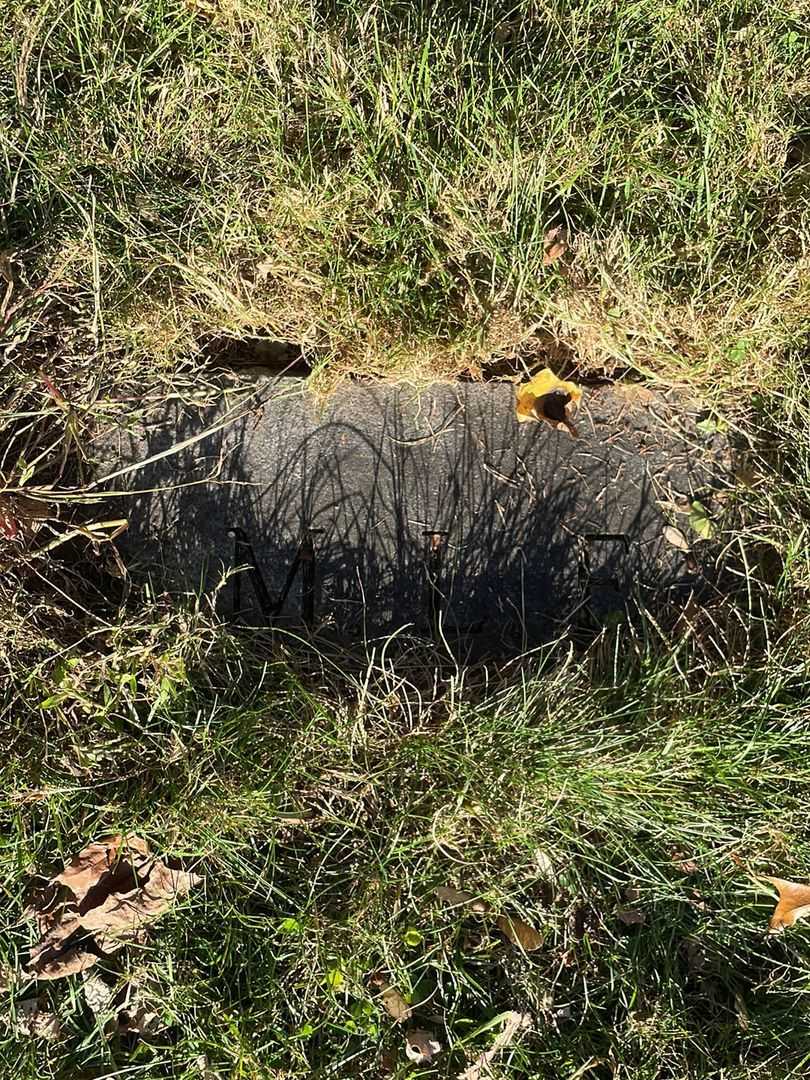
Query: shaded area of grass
3 613 810 1077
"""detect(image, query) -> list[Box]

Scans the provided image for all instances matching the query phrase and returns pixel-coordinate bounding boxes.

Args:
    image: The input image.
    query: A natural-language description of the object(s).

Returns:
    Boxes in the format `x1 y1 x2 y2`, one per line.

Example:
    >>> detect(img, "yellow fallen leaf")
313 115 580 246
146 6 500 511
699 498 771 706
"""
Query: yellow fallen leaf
496 914 544 951
760 876 810 932
515 368 582 437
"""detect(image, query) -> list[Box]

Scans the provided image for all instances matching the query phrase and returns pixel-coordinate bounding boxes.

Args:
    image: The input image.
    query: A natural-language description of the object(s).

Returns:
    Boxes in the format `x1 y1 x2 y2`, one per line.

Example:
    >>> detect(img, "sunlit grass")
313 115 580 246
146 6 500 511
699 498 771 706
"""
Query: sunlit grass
2 0 810 1076
1 0 808 388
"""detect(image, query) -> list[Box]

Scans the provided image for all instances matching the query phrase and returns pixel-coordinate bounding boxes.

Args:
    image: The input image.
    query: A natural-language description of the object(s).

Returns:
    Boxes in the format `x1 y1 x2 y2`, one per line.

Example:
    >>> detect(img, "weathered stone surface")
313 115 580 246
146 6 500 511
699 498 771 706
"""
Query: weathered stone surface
93 378 730 648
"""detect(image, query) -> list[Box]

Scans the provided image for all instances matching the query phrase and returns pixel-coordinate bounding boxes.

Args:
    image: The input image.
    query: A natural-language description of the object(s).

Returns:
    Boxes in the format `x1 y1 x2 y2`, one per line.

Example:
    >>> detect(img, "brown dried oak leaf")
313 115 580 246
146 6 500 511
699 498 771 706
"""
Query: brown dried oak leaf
55 835 150 901
761 876 810 932
26 835 200 980
542 226 569 267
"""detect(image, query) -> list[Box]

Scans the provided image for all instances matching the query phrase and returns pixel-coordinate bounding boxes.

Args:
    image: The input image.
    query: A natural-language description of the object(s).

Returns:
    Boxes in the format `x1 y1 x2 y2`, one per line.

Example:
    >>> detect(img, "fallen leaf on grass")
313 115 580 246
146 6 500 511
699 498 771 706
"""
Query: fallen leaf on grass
760 876 810 932
542 226 569 267
543 241 567 266
495 914 544 952
405 1027 443 1063
25 834 200 980
663 525 690 551
435 886 543 952
688 500 715 540
380 986 412 1022
616 909 646 926
195 1055 223 1080
0 492 53 541
533 849 555 879
515 369 582 437
83 971 162 1045
435 886 488 913
5 997 62 1040
670 850 699 875
113 1000 161 1042
458 1011 532 1080
55 835 150 901
369 972 412 1023
29 942 102 980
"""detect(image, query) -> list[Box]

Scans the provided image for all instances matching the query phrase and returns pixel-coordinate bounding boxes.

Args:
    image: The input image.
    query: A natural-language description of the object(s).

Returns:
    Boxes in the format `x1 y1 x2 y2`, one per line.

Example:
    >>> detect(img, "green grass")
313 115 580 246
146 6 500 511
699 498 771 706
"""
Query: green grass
4 617 810 1078
1 0 808 386
3 0 810 1077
